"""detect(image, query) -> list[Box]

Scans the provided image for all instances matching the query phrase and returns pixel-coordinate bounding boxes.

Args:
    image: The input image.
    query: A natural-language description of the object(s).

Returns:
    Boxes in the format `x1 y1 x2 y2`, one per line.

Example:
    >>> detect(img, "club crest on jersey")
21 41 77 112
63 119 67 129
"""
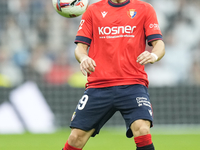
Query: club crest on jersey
127 9 137 19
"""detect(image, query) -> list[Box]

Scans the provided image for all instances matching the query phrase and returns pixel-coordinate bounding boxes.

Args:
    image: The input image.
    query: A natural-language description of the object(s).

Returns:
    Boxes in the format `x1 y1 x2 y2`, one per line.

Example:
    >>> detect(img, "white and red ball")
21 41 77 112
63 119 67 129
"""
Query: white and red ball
52 0 88 18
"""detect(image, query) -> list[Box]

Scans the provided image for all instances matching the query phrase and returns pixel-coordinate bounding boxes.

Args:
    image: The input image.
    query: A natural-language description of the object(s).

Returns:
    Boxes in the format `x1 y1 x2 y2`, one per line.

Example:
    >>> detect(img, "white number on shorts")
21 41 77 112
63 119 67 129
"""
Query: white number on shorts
78 95 89 110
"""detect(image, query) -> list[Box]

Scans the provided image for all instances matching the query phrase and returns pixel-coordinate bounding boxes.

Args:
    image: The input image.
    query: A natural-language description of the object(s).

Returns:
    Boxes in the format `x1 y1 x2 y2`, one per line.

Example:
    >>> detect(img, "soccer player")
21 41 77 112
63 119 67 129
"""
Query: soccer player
62 0 165 150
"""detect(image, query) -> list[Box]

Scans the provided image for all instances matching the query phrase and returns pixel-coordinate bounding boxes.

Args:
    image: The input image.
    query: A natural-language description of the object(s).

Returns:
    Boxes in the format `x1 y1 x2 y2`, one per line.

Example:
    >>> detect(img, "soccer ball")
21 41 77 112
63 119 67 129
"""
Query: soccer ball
52 0 88 18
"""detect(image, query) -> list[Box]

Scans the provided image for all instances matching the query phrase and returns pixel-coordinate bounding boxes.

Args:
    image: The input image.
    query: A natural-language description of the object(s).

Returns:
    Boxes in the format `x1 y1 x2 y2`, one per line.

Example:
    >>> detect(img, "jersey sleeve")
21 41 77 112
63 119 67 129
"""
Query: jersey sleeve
74 6 93 46
144 3 162 46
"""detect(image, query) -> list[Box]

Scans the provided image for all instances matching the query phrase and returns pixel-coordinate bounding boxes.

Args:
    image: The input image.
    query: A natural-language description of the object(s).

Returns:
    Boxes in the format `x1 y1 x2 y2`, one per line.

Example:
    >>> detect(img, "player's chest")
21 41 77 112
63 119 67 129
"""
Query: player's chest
93 6 145 27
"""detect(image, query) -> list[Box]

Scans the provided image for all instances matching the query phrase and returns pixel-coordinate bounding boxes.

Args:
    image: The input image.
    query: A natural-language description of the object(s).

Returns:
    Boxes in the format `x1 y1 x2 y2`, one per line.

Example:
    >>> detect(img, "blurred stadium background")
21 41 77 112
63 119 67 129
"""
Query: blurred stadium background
0 0 200 143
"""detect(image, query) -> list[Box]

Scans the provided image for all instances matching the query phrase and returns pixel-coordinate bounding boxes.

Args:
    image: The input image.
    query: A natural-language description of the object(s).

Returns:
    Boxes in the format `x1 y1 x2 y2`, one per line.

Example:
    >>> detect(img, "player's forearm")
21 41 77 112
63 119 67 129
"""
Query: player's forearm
151 40 165 61
75 43 96 76
75 43 89 63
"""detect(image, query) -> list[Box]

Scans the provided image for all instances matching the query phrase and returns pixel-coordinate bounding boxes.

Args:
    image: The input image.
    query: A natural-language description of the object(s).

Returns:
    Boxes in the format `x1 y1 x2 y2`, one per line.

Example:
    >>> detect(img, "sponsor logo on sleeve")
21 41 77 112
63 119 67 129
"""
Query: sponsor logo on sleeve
78 19 85 30
149 23 160 30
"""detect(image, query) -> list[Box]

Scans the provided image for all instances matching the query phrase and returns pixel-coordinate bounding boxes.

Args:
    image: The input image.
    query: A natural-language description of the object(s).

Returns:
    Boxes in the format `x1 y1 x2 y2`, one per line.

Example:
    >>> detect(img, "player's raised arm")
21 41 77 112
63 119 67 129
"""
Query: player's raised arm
137 40 165 65
75 43 96 76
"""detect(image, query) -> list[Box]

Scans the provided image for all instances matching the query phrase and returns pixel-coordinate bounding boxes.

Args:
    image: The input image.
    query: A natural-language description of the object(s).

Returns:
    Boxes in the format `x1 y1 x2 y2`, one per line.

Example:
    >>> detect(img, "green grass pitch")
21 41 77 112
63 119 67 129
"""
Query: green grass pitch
0 129 200 150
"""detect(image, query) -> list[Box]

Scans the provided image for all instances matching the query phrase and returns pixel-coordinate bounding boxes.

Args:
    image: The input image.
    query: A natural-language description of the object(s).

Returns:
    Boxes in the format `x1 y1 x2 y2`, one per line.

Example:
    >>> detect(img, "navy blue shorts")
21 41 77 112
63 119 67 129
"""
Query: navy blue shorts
70 84 153 138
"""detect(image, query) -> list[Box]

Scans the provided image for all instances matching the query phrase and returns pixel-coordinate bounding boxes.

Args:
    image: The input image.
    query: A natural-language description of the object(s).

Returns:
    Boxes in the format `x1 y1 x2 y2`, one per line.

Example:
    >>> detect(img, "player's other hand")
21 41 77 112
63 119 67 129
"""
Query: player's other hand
136 51 157 65
80 57 96 76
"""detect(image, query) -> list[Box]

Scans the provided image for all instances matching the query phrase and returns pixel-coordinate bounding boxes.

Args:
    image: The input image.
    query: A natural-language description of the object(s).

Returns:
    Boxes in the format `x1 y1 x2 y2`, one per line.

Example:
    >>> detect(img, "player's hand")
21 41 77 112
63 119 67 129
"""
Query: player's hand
80 57 96 76
137 51 157 65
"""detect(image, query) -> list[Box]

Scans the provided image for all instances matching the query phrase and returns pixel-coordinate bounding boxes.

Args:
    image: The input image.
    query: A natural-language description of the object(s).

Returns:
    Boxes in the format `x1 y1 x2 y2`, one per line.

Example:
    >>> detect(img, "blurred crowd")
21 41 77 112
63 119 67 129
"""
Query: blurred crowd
0 0 199 88
146 0 200 86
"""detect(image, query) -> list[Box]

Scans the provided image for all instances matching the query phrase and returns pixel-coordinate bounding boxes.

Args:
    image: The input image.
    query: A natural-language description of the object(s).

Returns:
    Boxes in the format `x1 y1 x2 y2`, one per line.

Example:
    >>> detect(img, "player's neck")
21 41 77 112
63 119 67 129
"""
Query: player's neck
110 0 128 4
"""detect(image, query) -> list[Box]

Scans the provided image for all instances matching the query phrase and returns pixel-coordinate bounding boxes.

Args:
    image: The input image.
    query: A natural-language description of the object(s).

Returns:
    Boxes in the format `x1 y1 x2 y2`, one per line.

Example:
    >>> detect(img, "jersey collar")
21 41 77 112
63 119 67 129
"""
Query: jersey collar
108 0 130 7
